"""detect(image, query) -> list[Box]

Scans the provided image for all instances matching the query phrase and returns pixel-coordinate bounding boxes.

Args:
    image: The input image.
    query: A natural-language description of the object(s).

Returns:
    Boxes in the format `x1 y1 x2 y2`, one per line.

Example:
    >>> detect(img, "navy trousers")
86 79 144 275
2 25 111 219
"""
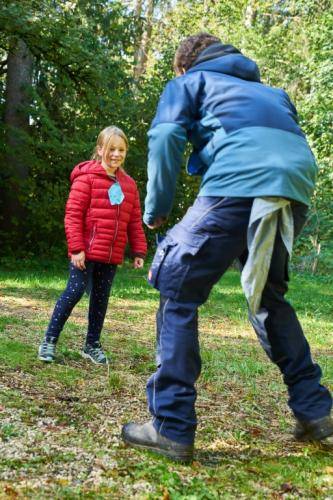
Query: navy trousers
46 261 117 345
147 197 332 445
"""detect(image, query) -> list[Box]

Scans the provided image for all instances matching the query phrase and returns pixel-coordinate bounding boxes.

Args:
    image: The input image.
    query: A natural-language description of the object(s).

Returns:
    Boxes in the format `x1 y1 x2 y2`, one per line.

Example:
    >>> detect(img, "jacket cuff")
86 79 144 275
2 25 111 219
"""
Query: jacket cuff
144 212 168 226
70 248 84 254
132 252 146 259
143 213 155 225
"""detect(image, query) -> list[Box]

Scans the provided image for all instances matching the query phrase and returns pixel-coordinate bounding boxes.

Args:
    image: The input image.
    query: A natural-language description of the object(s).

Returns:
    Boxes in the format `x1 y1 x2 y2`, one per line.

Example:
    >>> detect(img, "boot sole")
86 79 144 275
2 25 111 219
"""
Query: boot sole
121 434 193 463
81 351 108 365
295 424 333 443
295 434 333 448
295 431 333 443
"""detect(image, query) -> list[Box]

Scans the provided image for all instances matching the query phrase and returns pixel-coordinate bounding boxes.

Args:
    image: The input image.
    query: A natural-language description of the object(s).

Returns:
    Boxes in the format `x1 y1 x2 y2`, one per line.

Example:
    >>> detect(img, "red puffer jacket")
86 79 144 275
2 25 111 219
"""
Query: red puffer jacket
64 160 147 264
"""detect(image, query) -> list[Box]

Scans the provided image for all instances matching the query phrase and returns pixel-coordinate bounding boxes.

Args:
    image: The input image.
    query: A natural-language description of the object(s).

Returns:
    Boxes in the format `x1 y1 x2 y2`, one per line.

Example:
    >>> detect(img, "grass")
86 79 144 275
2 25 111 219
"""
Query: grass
0 259 332 498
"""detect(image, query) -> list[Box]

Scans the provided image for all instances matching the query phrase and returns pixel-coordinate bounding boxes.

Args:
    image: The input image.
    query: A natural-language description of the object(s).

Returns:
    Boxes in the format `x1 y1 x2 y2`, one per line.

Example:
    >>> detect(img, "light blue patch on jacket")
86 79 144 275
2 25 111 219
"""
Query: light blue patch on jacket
108 182 125 205
199 126 317 206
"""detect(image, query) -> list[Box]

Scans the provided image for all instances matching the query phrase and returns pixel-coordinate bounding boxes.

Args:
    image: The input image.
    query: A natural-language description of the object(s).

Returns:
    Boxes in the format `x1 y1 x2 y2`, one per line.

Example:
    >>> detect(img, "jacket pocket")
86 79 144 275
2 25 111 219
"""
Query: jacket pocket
88 223 97 251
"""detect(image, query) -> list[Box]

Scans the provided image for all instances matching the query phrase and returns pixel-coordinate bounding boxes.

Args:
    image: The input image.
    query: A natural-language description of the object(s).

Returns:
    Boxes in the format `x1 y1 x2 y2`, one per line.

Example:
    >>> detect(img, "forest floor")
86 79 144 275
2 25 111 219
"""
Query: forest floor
0 260 332 499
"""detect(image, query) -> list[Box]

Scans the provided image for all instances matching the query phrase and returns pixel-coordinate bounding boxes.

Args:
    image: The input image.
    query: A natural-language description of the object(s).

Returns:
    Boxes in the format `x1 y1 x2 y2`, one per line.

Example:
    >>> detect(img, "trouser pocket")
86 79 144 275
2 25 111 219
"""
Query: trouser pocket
148 228 209 301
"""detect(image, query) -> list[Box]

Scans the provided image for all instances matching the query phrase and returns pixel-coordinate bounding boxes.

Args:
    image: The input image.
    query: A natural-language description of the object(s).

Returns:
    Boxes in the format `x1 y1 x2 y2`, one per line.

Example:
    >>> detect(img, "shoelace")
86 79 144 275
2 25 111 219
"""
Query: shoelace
41 343 54 355
91 347 105 359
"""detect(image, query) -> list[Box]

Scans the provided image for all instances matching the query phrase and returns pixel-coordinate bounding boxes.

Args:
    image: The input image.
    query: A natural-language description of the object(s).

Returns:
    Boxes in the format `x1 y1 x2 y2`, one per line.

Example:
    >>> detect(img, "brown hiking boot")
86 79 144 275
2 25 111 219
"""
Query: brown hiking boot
294 416 333 446
121 421 194 463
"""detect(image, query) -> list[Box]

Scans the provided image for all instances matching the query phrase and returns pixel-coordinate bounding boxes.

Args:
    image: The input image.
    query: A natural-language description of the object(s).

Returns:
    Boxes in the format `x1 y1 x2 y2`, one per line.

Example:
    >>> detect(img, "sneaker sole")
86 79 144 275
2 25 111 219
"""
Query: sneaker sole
38 355 54 363
121 435 193 463
81 351 108 365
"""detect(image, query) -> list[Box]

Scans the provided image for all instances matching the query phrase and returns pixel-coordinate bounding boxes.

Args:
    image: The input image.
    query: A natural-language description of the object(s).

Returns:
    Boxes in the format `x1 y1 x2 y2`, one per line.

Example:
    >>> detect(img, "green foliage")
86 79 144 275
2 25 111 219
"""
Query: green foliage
0 0 332 272
145 0 333 272
0 0 139 253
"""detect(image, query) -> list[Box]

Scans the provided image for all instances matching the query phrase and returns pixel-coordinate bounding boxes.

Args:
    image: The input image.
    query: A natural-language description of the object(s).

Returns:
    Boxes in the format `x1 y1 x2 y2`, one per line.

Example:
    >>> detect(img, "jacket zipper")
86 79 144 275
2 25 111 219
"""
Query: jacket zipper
88 224 97 250
109 204 120 263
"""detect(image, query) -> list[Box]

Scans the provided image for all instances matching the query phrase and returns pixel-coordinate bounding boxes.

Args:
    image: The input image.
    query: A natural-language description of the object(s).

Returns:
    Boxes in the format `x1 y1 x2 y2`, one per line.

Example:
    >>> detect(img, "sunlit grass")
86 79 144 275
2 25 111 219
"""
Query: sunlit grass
0 260 332 498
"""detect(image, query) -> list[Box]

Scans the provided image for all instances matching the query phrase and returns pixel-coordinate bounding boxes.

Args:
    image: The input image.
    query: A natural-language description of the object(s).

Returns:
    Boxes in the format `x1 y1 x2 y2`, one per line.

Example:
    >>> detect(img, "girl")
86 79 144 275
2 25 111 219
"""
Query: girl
38 126 147 364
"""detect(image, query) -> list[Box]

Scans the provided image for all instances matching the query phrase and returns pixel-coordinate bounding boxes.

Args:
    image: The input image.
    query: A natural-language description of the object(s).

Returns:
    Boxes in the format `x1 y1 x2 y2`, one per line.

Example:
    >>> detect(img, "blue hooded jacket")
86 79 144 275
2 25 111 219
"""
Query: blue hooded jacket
144 43 317 225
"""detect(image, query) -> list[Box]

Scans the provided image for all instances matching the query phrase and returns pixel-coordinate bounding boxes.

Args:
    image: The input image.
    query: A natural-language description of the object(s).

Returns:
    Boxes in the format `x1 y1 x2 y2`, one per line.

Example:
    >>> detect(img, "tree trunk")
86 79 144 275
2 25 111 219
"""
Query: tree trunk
133 0 144 70
133 0 154 80
1 38 33 238
134 0 143 18
244 1 258 28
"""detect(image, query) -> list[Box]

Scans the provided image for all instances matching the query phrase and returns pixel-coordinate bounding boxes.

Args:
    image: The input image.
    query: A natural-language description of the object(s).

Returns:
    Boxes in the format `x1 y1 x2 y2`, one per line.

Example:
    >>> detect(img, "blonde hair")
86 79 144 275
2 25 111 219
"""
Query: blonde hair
91 126 128 167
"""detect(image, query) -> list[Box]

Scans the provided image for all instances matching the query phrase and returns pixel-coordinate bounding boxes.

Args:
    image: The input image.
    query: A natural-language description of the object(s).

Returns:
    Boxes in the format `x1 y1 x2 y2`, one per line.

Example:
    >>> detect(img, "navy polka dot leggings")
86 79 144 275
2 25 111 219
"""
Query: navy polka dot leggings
45 261 117 345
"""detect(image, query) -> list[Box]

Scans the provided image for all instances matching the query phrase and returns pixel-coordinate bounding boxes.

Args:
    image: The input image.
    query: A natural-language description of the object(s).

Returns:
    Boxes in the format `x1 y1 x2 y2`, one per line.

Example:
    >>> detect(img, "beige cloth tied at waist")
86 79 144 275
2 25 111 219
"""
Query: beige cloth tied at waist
241 197 294 315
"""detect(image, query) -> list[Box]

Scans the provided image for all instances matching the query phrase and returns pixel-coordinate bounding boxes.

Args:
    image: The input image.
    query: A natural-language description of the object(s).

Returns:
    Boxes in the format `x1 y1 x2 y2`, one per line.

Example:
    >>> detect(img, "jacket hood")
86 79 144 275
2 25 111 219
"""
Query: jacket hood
70 160 125 182
188 43 261 83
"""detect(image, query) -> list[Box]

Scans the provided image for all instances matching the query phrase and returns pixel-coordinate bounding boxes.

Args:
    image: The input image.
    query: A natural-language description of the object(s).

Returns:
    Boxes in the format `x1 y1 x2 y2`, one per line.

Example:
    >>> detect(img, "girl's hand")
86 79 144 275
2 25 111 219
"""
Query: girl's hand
133 257 144 269
71 251 86 270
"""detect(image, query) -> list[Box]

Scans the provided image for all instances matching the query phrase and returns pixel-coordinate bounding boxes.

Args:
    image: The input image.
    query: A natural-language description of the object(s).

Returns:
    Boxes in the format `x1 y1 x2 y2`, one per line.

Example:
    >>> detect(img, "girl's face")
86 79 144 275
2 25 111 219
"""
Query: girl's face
98 135 127 170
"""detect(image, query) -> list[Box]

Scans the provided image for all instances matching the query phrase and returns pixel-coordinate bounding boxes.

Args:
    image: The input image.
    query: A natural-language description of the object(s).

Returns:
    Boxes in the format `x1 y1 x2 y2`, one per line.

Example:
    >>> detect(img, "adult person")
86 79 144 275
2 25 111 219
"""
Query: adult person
121 33 333 462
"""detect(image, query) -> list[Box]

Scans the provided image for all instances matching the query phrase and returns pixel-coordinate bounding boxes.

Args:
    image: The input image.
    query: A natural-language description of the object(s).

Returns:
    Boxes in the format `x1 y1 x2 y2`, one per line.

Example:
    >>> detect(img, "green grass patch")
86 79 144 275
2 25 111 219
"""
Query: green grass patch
0 338 37 370
0 261 332 498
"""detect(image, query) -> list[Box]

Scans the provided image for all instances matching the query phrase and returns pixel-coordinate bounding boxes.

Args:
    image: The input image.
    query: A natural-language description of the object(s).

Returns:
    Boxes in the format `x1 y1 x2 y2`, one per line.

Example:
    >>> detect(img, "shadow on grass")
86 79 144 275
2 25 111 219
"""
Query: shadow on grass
196 445 332 468
4 260 331 316
0 274 156 300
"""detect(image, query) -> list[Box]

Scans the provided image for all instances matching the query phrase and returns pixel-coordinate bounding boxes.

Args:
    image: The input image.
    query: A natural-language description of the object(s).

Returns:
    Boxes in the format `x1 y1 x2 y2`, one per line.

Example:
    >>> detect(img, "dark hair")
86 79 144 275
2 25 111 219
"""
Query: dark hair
174 32 221 74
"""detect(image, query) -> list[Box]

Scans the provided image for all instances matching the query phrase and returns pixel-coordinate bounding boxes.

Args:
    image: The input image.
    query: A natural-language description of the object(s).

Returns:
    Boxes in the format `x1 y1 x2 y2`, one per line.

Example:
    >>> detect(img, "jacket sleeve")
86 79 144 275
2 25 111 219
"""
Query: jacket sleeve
144 75 201 225
64 173 91 254
127 187 147 258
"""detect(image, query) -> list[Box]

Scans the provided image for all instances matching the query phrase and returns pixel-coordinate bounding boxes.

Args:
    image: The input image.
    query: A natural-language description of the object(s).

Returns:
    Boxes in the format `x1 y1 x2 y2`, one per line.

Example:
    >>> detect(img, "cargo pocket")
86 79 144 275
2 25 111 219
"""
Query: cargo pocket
148 236 177 289
148 228 209 301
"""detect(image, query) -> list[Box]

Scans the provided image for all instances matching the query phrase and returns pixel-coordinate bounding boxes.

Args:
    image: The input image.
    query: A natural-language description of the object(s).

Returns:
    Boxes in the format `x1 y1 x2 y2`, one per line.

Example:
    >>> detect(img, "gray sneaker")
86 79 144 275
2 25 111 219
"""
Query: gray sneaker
82 342 108 365
121 421 194 463
38 337 57 362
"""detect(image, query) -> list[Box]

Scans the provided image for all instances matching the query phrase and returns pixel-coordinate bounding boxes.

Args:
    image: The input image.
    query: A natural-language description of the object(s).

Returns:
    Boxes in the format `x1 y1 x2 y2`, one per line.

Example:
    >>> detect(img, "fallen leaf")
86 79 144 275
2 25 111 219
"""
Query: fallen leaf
56 478 70 486
3 485 19 498
249 427 262 437
246 467 259 474
162 488 170 500
280 482 295 493
94 458 108 471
